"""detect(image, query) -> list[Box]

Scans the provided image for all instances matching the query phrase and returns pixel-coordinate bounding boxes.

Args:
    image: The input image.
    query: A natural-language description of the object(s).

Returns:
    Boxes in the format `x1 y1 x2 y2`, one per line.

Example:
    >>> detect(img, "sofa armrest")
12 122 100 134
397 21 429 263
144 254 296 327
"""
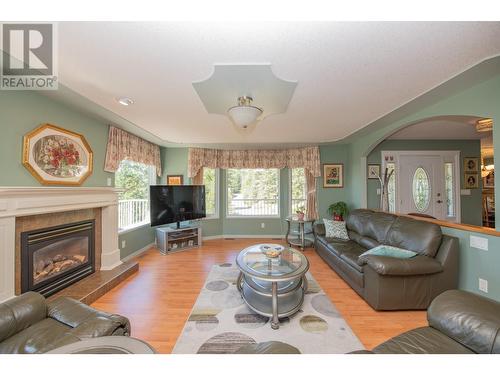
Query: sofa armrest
47 297 130 335
0 292 47 342
314 223 325 237
358 255 443 276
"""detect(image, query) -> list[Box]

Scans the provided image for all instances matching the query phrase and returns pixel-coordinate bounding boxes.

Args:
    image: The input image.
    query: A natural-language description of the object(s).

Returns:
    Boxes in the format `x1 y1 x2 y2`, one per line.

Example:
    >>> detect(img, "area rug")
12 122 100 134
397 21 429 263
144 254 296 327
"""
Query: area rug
172 262 364 354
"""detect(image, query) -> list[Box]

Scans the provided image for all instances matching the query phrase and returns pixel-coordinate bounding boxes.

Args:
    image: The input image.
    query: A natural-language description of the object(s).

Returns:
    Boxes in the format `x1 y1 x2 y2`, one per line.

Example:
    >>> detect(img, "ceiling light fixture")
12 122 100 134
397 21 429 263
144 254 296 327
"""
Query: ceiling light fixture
117 97 134 106
476 118 493 132
227 96 263 129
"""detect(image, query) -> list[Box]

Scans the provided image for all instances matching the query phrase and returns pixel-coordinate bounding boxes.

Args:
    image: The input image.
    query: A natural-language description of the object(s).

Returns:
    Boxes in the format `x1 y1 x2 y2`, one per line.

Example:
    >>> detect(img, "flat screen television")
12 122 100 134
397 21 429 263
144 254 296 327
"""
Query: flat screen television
150 185 206 228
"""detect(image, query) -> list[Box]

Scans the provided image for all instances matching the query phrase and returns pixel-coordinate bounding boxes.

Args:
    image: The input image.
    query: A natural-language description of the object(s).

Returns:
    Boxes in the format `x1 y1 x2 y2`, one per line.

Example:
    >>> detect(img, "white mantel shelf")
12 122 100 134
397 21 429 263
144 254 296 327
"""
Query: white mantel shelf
0 186 123 302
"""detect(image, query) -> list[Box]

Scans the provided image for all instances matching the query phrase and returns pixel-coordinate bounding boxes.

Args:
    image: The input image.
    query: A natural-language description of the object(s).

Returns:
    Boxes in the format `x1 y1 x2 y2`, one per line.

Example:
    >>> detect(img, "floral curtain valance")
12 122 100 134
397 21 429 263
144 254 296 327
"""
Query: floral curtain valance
104 126 162 176
187 146 321 178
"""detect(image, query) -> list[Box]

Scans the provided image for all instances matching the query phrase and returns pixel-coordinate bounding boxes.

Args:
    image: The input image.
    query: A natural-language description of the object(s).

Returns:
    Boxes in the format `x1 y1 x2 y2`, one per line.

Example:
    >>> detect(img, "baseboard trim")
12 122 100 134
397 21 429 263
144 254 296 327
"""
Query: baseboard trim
120 242 155 263
203 234 285 240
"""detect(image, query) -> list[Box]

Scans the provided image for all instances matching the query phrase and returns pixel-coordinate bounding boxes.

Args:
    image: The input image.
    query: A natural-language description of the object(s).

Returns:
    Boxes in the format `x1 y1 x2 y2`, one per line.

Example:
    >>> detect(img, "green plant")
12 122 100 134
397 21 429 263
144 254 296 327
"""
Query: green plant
327 201 348 218
296 205 305 214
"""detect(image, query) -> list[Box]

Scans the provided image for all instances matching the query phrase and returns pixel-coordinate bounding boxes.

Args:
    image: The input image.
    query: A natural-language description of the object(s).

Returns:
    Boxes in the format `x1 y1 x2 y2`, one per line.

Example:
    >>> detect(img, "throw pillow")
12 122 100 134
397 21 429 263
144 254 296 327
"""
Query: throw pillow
360 245 417 259
323 218 349 240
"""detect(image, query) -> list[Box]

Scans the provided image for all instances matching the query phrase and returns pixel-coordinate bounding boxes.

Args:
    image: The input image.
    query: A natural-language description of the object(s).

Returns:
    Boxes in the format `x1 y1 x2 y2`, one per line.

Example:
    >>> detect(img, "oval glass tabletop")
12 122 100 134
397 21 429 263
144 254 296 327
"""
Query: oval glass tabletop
236 244 309 280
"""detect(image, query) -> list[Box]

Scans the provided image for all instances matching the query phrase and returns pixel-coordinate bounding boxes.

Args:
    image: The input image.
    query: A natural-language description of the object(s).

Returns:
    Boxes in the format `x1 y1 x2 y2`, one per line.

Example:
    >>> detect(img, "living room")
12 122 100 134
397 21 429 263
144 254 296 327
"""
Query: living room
1 2 500 373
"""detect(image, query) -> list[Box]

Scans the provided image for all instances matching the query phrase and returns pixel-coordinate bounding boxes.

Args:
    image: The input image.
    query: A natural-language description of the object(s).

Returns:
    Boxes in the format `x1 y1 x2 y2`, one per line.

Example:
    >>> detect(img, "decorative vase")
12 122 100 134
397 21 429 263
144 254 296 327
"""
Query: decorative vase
297 212 305 221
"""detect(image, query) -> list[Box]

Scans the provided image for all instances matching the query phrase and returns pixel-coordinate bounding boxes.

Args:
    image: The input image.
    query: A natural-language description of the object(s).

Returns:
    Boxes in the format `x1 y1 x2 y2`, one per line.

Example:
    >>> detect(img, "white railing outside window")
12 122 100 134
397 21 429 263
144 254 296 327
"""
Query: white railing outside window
291 198 307 214
118 199 149 230
228 198 279 217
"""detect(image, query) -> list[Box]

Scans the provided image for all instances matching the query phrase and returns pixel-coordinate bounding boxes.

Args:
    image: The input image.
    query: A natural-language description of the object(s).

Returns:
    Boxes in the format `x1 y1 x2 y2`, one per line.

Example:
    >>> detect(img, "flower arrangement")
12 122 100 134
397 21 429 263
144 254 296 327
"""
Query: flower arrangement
37 136 83 177
296 206 306 220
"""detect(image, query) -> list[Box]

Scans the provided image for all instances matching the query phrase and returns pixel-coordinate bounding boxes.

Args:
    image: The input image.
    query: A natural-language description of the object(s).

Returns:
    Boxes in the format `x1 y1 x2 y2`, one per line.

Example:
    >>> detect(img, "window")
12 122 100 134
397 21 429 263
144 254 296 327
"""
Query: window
227 168 280 217
115 160 156 231
203 168 219 218
412 167 431 212
290 168 307 215
444 162 454 217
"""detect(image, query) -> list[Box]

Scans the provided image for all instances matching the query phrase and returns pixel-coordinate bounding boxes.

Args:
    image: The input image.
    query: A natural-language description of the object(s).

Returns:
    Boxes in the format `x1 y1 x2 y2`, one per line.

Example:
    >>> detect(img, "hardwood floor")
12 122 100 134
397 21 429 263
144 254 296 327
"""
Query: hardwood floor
91 238 426 353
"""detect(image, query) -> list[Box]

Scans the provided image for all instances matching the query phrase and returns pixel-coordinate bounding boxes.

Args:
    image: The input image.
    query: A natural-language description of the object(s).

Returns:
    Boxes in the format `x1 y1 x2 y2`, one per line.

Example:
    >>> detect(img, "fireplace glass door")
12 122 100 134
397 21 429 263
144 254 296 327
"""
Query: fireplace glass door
21 220 95 297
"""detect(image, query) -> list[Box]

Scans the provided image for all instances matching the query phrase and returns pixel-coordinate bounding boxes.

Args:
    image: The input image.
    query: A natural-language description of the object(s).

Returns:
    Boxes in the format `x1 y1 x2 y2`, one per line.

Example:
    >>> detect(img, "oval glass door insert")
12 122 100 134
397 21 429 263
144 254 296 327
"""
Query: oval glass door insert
412 167 430 212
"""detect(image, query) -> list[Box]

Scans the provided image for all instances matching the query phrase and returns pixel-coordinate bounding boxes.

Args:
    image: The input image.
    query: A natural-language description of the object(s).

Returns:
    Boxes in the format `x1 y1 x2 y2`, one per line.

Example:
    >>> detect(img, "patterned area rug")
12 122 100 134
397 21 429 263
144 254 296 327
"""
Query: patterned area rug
172 262 364 354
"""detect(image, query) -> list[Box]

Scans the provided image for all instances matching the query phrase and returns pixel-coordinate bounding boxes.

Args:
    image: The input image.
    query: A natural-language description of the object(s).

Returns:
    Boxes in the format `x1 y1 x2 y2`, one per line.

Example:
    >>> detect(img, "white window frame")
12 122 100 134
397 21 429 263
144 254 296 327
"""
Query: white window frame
288 168 307 216
226 168 281 219
116 161 156 234
203 168 220 220
381 150 461 223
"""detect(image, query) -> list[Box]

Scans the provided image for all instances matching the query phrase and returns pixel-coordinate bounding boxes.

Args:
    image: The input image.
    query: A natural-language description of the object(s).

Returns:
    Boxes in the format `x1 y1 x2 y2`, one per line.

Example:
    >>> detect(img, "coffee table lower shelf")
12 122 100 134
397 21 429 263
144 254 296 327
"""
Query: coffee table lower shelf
238 274 307 329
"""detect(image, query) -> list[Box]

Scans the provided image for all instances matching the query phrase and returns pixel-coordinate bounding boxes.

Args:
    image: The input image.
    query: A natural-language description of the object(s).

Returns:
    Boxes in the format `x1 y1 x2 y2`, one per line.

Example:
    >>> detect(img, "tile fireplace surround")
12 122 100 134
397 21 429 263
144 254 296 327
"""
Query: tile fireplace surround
0 187 122 302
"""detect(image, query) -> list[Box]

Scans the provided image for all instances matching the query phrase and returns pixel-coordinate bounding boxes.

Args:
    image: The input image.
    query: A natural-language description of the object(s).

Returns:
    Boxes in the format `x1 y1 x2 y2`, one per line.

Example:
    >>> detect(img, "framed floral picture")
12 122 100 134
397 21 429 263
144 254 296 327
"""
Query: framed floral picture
167 175 184 185
23 124 93 185
323 163 344 188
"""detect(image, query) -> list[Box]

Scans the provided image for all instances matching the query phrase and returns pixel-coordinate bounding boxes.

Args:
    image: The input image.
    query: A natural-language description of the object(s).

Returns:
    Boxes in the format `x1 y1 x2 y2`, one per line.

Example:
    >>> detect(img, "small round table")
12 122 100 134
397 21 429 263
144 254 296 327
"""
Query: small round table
236 244 309 330
285 216 315 249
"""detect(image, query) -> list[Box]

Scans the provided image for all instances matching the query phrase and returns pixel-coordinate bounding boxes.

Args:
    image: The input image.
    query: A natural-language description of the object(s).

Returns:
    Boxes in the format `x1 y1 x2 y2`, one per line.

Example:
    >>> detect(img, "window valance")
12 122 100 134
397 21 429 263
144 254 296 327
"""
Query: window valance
104 126 162 176
187 146 321 178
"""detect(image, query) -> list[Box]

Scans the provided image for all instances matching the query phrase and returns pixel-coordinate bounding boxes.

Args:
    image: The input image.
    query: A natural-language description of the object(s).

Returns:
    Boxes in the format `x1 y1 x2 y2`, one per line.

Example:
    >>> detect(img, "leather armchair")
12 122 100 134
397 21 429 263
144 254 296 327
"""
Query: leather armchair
0 292 130 354
354 290 500 354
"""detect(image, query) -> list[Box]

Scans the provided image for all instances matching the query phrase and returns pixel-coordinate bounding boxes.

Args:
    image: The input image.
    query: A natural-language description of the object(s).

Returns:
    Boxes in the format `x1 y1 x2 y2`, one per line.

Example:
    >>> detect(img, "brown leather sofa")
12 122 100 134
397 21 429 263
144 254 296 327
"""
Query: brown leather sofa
0 292 130 354
315 209 459 310
354 289 500 354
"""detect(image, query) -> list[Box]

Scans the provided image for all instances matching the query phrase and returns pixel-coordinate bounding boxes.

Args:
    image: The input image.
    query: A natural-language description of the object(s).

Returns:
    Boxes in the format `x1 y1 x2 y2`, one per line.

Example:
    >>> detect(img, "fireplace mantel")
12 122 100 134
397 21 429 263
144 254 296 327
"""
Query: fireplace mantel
0 186 123 302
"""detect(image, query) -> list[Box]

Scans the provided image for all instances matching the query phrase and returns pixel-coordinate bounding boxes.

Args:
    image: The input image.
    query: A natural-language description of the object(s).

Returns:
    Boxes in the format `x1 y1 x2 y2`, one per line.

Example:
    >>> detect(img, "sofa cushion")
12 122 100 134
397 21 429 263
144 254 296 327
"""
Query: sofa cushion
340 248 365 272
384 216 442 257
323 219 349 240
373 326 474 354
428 290 500 354
346 209 396 243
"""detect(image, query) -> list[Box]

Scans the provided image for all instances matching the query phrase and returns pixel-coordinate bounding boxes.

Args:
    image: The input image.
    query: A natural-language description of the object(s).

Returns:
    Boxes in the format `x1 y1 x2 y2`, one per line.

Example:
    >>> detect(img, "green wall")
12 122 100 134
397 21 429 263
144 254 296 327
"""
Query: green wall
345 67 500 301
317 144 352 218
0 90 159 259
366 139 482 226
0 91 112 186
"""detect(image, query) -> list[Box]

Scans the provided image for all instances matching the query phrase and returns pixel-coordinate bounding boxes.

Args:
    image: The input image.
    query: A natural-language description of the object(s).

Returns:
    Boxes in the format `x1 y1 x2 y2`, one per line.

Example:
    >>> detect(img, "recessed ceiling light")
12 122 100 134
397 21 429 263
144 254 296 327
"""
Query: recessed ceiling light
117 97 134 106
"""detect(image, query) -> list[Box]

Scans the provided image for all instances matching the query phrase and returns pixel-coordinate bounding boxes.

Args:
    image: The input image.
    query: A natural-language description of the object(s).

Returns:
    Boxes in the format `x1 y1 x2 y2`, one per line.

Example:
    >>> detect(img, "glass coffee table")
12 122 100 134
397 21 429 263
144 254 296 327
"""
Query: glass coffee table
236 244 309 329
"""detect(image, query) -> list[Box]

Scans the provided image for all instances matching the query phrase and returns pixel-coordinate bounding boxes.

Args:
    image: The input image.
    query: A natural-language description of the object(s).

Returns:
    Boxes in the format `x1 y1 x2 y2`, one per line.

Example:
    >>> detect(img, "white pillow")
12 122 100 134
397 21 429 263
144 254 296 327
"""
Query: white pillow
323 218 349 240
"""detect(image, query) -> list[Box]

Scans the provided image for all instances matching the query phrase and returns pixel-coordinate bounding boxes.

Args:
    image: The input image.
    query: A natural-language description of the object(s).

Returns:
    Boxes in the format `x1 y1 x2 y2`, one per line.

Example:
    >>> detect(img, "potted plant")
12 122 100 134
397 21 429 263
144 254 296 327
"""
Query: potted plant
296 206 306 221
327 201 348 221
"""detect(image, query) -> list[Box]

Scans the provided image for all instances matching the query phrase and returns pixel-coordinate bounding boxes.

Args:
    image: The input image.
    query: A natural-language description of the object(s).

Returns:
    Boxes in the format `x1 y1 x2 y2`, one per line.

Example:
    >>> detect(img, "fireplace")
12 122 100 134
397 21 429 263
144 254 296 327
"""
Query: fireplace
21 220 95 297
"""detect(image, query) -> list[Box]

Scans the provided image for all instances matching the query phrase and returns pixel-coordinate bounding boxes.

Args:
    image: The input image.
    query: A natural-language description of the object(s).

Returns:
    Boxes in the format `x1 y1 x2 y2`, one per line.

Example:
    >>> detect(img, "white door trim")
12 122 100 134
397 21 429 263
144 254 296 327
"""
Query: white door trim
381 150 461 223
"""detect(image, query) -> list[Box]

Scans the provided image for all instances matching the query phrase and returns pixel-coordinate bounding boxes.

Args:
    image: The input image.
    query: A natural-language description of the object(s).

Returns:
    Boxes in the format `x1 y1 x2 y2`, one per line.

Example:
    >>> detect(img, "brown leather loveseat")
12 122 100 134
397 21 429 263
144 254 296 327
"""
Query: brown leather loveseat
0 291 130 353
315 209 459 310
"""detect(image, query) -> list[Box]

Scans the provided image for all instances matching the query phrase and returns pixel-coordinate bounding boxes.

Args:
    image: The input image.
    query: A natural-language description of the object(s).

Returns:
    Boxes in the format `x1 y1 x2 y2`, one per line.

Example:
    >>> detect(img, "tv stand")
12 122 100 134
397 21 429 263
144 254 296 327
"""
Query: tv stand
155 225 202 254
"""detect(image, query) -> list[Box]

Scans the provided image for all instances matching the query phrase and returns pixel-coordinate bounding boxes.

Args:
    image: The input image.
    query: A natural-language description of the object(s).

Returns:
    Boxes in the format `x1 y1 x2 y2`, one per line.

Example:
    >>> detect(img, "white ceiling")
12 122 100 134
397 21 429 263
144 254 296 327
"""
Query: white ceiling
56 22 500 145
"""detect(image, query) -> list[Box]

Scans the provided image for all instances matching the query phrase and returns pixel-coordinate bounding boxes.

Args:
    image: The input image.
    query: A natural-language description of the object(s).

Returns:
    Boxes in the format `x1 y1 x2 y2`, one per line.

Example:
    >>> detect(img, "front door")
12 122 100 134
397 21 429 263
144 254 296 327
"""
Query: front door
398 155 444 219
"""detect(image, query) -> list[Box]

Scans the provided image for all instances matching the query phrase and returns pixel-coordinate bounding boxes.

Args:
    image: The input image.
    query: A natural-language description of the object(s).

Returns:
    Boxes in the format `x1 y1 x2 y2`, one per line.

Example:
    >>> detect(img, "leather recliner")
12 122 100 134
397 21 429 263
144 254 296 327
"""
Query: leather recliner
354 289 500 354
314 209 459 310
0 291 130 354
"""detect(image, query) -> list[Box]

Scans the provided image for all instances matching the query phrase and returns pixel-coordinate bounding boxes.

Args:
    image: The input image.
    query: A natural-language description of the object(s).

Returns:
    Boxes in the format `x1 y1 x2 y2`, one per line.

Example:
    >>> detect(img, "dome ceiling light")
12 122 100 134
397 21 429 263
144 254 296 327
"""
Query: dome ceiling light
192 64 297 130
227 96 263 129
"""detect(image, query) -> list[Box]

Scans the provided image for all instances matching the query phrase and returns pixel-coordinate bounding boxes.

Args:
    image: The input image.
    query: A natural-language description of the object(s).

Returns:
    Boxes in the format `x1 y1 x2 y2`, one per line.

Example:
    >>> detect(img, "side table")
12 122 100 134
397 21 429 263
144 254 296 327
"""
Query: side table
285 215 315 249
